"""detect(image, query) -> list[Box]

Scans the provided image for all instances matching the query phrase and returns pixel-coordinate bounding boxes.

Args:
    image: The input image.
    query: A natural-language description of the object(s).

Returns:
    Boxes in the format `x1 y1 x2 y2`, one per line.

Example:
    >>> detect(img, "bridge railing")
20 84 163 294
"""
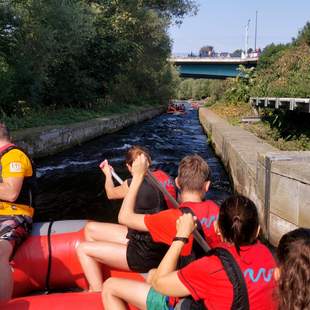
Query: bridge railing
250 97 310 113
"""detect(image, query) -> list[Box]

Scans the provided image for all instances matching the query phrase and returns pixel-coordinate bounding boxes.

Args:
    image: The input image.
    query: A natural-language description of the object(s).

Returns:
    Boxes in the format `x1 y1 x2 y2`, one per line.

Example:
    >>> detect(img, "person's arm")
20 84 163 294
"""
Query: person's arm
100 159 129 199
118 155 148 231
0 177 23 202
151 213 196 297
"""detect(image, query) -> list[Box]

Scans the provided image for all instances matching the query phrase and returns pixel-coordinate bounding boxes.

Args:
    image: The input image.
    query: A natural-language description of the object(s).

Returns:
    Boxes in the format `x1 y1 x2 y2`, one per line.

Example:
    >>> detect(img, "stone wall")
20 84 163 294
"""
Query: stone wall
12 106 165 158
199 108 310 245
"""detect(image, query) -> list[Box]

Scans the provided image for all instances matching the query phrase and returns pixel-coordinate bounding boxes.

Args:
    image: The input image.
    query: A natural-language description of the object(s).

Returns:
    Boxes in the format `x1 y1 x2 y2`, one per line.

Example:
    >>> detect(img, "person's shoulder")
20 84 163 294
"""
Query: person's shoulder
254 241 276 258
187 253 225 275
145 208 180 225
2 148 30 161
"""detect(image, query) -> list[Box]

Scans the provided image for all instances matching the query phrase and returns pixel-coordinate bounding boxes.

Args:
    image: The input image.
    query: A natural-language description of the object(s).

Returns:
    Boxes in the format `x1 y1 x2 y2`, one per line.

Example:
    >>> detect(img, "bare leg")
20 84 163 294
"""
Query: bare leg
76 241 129 292
84 221 128 245
102 278 150 310
0 240 13 302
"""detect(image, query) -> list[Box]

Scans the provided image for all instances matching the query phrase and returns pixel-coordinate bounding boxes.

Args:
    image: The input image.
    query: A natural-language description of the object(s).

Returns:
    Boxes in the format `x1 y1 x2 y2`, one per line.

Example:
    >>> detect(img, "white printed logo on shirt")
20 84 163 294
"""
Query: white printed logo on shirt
9 162 22 172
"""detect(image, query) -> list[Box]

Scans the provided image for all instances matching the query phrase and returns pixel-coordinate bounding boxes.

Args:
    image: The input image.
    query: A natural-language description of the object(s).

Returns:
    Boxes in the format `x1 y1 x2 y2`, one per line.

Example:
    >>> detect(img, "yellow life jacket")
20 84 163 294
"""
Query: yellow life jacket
0 144 36 217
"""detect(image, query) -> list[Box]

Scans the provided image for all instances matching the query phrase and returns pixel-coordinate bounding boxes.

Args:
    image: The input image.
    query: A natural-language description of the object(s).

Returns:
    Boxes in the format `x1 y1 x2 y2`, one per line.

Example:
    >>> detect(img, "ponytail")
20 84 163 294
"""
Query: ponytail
231 215 242 253
218 195 259 254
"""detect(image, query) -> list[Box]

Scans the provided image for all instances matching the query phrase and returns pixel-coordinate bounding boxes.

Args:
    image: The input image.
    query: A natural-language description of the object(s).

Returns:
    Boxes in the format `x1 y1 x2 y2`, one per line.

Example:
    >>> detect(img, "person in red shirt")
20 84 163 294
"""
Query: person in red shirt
117 153 220 259
102 195 278 310
275 228 310 310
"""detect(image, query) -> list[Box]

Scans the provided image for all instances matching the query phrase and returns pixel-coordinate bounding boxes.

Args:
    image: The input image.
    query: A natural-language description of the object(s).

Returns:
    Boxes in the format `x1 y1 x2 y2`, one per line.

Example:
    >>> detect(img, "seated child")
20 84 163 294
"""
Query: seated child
117 153 220 261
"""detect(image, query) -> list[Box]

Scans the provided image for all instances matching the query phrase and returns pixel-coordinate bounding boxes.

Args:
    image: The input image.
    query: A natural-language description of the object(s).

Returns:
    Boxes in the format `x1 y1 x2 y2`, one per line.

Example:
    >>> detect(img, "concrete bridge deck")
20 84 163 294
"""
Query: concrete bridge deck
169 57 258 79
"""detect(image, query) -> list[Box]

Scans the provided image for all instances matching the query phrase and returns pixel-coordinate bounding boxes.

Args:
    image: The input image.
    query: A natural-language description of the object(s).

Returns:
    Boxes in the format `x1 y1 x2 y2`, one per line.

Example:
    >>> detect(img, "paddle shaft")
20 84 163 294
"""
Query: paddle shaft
146 170 211 253
111 170 124 185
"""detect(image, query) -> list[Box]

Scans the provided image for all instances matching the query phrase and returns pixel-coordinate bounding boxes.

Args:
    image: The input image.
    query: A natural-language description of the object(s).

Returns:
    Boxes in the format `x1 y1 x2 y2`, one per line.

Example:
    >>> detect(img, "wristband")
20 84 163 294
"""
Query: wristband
173 237 189 244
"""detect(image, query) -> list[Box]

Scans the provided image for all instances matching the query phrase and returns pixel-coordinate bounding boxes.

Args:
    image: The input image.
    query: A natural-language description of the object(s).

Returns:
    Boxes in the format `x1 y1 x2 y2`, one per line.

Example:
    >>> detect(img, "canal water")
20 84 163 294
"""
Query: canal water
34 104 232 223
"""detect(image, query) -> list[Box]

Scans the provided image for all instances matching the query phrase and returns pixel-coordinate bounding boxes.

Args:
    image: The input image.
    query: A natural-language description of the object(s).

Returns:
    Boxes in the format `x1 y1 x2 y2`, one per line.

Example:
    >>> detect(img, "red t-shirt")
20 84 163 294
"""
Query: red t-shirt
177 242 278 310
144 200 220 255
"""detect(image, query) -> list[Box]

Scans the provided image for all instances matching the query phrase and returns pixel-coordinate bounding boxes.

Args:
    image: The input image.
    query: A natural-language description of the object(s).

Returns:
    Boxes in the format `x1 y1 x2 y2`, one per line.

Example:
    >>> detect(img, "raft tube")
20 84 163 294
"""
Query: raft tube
1 220 144 309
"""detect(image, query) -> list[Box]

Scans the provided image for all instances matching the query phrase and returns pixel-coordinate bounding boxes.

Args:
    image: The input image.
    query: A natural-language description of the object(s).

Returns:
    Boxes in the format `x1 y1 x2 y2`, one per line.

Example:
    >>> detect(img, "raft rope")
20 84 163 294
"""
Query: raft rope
44 220 54 294
110 168 211 253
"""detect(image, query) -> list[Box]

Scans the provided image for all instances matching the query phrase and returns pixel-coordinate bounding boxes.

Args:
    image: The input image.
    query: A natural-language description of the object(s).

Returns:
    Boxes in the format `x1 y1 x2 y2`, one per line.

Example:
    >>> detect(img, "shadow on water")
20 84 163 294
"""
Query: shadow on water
34 104 232 222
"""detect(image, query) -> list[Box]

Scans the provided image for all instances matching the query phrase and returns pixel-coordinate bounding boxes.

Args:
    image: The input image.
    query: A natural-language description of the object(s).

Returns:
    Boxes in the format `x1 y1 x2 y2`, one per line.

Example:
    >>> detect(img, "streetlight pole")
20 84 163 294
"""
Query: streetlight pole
254 11 258 51
245 19 250 57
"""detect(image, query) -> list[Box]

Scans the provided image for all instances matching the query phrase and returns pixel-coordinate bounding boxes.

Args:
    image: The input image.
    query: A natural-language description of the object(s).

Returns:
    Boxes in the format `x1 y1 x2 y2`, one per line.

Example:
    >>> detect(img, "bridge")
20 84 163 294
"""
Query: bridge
251 97 310 113
169 57 258 79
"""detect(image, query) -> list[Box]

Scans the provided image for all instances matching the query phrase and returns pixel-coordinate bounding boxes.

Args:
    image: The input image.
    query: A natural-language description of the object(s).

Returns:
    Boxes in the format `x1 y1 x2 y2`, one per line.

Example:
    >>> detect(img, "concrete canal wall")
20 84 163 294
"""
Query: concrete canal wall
199 108 310 246
13 106 165 159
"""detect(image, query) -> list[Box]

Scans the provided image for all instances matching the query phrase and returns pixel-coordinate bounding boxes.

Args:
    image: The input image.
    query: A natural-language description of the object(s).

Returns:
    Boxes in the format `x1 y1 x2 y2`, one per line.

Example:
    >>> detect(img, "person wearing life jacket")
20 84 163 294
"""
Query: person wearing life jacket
102 195 278 310
116 154 220 264
0 123 36 302
76 145 176 292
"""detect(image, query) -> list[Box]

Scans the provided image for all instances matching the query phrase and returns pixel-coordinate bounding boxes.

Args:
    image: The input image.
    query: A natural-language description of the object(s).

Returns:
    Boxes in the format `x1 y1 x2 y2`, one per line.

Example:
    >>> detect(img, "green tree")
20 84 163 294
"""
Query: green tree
225 65 256 102
231 49 242 57
295 21 310 46
0 0 197 115
257 43 289 70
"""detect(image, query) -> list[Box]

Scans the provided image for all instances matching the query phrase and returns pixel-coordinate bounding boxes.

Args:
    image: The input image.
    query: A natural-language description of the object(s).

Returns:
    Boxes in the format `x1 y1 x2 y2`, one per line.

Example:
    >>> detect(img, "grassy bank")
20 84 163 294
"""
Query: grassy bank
209 101 310 151
4 101 162 131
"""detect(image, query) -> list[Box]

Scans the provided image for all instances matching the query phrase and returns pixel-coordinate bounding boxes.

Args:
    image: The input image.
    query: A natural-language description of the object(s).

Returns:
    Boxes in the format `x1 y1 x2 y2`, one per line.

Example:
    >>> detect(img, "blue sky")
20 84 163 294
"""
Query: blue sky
169 0 310 54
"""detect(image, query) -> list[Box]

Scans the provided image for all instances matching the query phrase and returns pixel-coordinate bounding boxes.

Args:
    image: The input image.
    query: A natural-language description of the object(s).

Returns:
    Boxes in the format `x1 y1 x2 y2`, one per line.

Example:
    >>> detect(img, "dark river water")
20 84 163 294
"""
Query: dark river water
34 103 232 223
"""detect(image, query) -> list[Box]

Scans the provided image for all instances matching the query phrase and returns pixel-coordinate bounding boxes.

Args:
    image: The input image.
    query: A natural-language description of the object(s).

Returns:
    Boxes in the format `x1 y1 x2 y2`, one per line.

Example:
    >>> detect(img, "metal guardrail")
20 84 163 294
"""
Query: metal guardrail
170 57 258 64
250 97 310 113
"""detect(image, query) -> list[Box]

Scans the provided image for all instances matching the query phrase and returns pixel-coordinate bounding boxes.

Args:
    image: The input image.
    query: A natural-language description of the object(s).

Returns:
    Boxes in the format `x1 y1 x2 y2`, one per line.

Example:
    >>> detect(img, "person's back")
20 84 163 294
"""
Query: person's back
142 155 220 255
178 241 276 309
176 195 277 310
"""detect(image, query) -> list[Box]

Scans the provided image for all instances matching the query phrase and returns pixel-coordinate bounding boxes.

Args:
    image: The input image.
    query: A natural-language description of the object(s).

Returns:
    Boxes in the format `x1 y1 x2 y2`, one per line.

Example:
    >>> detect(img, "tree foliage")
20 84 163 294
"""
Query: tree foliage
0 0 197 116
257 43 288 70
231 49 242 58
295 21 310 46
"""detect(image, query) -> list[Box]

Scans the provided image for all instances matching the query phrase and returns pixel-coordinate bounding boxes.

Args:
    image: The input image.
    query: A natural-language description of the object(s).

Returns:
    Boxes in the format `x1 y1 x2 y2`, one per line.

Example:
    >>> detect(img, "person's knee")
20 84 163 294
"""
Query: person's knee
76 241 87 258
102 278 118 296
84 221 97 241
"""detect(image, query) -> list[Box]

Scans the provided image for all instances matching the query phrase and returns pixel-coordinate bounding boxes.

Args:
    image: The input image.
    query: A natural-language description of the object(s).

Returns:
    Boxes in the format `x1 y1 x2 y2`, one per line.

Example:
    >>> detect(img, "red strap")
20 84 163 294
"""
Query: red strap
0 143 14 153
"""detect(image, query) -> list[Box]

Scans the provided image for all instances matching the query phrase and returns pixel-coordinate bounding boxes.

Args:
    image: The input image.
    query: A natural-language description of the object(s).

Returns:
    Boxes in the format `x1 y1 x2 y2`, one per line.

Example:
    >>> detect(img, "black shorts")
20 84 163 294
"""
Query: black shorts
126 233 169 273
0 215 32 250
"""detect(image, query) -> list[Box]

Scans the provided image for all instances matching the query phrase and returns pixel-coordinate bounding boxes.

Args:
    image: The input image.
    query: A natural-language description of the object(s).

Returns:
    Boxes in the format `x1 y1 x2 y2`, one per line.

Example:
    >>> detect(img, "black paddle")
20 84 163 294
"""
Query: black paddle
146 170 211 253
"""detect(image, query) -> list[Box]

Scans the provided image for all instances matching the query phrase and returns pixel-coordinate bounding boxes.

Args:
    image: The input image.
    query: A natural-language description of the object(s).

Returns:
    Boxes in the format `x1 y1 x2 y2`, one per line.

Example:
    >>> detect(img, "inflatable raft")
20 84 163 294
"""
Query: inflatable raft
1 220 144 310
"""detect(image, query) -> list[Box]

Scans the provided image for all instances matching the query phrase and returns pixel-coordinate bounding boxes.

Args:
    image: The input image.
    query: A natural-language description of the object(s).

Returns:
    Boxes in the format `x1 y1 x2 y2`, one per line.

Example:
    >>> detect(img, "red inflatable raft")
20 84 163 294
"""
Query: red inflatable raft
1 220 144 309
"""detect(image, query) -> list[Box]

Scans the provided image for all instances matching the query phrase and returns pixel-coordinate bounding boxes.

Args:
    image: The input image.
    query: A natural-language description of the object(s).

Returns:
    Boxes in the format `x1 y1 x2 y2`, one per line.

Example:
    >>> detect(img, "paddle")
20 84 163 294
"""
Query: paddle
99 160 124 185
146 170 211 253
